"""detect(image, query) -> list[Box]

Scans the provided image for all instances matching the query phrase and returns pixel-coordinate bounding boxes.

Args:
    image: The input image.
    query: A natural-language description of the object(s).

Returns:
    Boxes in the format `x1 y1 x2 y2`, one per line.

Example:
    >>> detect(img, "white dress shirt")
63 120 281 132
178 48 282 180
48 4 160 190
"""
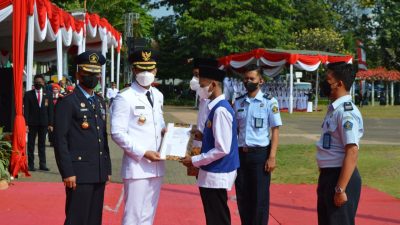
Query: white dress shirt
107 87 119 100
192 94 237 190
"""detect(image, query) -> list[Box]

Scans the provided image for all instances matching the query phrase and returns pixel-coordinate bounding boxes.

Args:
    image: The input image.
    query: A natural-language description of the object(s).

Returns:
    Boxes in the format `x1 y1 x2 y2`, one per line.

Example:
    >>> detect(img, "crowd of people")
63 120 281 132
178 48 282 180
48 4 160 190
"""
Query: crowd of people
223 78 312 111
21 49 363 225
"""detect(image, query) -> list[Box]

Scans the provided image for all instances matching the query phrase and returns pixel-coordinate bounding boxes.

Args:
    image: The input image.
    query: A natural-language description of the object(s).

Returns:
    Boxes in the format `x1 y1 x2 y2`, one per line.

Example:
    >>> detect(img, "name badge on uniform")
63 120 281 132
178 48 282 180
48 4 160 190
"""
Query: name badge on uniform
254 118 263 128
237 109 244 112
80 108 89 112
135 106 145 109
323 133 331 149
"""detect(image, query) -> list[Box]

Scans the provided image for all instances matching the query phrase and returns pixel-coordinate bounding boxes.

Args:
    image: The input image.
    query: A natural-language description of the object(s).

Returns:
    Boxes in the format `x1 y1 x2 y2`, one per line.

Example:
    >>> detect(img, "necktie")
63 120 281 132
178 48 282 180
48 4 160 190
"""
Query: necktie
37 90 41 106
88 96 95 105
146 91 153 107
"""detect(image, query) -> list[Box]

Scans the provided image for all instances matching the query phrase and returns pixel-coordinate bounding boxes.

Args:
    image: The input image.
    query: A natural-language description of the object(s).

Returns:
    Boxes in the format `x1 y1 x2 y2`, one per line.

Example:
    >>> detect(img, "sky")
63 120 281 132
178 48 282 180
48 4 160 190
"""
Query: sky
149 1 174 18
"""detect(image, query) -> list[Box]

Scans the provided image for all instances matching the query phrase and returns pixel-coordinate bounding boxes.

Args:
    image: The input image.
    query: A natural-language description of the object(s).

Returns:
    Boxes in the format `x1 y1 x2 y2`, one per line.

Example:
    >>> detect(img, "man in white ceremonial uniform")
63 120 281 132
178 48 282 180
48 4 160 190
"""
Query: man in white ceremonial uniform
106 82 119 106
111 49 166 225
182 65 240 225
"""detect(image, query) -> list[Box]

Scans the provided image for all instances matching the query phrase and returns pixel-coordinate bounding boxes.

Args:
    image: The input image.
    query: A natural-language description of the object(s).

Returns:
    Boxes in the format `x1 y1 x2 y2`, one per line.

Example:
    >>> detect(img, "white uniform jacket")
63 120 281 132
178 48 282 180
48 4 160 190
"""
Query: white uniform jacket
111 82 166 179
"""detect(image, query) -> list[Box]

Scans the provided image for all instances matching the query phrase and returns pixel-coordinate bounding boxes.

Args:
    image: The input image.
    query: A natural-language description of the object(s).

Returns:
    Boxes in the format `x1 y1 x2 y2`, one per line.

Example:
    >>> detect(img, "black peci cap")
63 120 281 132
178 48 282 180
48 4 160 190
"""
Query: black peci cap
199 66 226 82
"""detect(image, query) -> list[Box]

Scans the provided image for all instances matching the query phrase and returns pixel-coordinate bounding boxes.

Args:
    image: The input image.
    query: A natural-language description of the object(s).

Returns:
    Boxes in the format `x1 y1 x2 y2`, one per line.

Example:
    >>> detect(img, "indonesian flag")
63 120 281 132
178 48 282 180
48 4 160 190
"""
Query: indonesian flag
357 40 367 70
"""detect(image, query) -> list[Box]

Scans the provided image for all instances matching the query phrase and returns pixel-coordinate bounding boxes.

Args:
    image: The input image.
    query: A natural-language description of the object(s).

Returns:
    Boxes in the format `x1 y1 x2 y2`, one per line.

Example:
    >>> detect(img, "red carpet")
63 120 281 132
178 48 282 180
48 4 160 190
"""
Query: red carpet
0 182 399 225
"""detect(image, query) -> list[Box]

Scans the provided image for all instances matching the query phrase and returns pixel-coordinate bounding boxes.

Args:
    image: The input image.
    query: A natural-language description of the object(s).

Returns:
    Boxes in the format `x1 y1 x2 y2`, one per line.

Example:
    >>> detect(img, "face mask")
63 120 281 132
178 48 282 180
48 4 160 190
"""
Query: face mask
198 84 212 99
320 80 336 97
80 75 99 89
136 71 155 87
190 76 200 91
244 81 259 93
34 83 42 90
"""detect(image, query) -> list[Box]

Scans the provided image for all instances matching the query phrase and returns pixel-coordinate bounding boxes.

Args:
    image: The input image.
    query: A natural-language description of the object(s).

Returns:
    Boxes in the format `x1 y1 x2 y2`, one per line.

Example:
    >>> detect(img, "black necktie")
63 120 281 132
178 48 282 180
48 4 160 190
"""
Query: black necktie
88 96 95 105
146 91 153 107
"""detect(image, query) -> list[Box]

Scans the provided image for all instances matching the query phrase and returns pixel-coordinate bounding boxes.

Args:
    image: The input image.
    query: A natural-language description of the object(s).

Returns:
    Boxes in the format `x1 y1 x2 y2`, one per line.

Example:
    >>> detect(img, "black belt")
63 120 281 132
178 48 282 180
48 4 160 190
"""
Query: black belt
319 167 342 174
239 146 269 153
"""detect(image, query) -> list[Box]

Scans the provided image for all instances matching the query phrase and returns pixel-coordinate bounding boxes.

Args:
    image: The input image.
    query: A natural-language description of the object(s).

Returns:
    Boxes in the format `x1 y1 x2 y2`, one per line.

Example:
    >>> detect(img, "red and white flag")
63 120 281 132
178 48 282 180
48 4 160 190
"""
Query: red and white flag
357 40 367 70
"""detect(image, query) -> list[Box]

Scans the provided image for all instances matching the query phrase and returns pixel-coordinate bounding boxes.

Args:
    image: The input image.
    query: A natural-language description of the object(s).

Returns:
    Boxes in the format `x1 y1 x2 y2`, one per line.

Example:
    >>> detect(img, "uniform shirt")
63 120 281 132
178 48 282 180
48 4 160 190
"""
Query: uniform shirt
111 82 166 179
234 90 283 147
192 94 237 190
316 95 364 168
106 87 119 100
53 86 111 183
77 85 95 99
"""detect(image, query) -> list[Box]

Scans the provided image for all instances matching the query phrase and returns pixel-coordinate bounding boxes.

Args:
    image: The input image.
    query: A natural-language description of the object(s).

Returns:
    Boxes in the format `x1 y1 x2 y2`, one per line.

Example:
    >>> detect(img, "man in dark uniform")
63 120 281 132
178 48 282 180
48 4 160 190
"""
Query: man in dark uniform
24 74 54 171
54 51 112 225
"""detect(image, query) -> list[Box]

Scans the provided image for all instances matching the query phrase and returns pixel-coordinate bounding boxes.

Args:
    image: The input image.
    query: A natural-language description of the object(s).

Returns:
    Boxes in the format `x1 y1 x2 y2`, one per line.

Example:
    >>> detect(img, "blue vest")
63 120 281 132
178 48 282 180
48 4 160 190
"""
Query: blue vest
200 100 240 173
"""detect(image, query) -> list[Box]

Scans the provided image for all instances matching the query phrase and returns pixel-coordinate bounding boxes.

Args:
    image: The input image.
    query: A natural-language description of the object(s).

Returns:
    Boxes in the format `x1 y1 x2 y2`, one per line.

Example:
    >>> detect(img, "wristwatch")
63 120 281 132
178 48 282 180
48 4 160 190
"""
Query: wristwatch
335 186 345 194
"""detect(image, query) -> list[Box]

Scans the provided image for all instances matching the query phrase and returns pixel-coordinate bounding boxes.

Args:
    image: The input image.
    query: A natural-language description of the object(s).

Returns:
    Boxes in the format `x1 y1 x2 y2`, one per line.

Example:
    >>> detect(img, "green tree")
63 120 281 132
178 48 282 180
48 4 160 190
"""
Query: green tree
293 28 346 53
157 0 294 57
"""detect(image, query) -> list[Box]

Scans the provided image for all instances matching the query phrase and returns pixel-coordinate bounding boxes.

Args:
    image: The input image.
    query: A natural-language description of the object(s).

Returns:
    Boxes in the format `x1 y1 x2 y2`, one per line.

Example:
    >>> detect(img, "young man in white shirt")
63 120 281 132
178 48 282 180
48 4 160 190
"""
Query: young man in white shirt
181 65 239 225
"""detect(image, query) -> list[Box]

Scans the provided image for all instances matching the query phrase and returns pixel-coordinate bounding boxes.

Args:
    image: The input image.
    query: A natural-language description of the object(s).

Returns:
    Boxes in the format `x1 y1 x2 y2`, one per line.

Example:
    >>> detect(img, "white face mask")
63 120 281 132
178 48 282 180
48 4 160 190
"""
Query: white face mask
189 76 200 91
197 84 212 99
136 71 155 87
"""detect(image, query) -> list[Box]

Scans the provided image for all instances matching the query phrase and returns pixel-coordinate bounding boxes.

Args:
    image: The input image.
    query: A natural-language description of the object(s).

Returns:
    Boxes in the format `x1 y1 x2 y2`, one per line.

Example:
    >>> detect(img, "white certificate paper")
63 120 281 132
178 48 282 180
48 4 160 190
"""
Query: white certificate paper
159 123 192 160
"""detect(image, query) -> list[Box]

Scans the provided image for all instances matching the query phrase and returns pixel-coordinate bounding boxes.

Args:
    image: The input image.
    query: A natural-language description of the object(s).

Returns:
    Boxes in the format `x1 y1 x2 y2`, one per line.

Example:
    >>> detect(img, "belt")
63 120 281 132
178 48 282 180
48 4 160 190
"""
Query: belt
319 167 342 174
239 146 269 153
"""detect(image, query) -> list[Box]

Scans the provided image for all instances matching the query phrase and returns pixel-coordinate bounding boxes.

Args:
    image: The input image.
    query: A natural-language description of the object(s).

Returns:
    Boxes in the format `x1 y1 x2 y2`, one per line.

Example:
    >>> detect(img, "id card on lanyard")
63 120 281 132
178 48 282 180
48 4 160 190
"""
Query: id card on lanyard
323 133 331 149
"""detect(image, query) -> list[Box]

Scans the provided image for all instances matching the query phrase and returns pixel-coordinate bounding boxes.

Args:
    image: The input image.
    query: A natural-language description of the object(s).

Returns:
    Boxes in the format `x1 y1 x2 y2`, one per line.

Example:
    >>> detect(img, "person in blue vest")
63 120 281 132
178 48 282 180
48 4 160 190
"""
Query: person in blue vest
181 65 240 225
317 62 364 225
233 64 282 225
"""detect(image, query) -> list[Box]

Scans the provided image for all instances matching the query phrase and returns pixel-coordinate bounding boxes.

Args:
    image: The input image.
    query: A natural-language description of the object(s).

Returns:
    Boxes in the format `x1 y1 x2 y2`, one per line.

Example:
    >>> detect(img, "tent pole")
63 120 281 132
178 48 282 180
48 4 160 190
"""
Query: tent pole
116 51 121 90
101 37 107 97
111 45 115 83
371 80 375 106
385 82 389 106
56 34 63 82
289 64 294 114
391 81 394 106
63 52 68 76
314 70 319 111
26 13 35 91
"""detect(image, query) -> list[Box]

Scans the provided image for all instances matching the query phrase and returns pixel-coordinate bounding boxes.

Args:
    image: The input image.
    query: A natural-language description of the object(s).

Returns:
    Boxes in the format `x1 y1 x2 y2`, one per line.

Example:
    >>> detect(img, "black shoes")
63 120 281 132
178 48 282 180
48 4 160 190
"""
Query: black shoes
39 167 50 171
28 167 36 171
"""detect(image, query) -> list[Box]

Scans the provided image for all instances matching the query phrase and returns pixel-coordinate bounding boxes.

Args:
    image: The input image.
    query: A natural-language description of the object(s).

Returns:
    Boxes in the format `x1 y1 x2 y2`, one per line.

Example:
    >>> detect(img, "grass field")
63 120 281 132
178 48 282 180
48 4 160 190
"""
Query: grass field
280 105 400 119
273 144 400 198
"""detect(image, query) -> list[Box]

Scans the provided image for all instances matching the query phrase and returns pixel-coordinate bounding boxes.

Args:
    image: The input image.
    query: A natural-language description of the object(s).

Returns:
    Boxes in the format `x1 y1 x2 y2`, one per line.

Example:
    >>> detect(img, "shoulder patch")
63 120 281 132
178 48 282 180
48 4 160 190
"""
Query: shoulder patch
119 87 130 93
235 93 247 100
263 94 273 100
343 121 353 130
272 105 279 114
344 102 353 111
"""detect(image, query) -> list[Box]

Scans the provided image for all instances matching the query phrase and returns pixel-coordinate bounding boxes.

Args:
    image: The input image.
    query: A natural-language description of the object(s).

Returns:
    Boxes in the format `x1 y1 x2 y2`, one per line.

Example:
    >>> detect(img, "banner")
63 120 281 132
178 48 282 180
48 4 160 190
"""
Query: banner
357 40 367 70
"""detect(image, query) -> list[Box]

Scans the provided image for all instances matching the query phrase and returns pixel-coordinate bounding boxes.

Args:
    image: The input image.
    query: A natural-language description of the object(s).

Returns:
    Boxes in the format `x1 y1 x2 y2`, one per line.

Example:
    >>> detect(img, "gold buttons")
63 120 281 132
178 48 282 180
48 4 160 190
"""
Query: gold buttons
98 139 101 143
78 156 82 160
100 152 103 155
97 126 100 130
95 115 98 118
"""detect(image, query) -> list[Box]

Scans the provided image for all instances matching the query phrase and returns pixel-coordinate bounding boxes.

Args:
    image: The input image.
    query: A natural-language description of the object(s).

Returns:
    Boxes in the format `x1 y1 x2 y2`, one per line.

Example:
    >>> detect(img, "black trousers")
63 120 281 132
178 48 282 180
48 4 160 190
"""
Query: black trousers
235 148 270 225
65 183 106 225
199 187 231 225
27 125 47 168
317 167 362 225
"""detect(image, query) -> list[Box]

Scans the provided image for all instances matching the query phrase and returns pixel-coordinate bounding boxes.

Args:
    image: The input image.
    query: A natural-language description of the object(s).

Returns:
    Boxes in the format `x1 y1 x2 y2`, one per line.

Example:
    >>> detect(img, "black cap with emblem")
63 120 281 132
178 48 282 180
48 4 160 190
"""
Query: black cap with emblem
129 48 158 71
75 51 106 73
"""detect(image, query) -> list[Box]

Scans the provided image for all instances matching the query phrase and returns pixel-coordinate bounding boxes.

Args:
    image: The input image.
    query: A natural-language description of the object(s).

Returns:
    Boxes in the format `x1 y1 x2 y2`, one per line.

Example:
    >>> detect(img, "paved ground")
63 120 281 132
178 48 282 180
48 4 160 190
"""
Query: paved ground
2 182 399 225
17 105 400 184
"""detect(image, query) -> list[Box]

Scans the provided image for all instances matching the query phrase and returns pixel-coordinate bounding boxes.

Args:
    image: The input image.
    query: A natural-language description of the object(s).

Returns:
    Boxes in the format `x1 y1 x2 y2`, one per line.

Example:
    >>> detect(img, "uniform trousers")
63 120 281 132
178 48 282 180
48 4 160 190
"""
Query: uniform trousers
199 187 231 225
27 125 47 168
235 147 271 225
64 183 106 225
317 167 361 225
123 177 163 225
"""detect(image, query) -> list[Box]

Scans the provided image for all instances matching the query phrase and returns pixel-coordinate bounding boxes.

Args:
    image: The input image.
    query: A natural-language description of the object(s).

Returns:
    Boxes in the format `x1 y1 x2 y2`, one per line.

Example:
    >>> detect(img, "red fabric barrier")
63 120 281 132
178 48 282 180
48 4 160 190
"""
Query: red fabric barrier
10 0 30 178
